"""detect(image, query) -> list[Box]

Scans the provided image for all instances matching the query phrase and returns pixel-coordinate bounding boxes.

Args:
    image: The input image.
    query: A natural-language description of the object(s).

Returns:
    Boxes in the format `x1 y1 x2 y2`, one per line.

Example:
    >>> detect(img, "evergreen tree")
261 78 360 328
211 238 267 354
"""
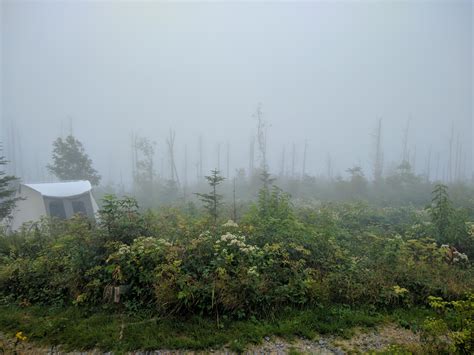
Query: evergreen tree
132 135 156 206
47 135 101 185
0 152 20 220
429 184 472 258
195 169 225 225
347 166 368 198
258 169 276 217
430 184 453 242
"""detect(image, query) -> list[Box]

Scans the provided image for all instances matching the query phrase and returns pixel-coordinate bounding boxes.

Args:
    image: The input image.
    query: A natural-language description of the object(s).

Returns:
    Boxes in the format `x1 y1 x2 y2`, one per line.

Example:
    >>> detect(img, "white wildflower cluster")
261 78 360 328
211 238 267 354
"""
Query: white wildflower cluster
199 231 213 239
331 211 341 222
216 233 258 254
453 250 469 263
247 266 259 276
117 244 131 255
467 222 474 236
131 237 172 255
440 244 469 264
222 220 239 228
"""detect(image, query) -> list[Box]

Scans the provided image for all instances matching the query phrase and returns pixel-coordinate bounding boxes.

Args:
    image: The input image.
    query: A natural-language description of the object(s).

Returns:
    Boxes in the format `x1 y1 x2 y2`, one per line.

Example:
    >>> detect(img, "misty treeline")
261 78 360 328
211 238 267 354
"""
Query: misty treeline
2 104 473 214
105 110 473 216
2 104 474 240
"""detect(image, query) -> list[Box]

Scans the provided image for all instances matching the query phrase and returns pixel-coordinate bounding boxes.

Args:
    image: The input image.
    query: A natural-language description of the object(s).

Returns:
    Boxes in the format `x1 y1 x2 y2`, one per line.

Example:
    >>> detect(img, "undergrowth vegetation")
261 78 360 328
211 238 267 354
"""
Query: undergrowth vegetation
0 182 473 352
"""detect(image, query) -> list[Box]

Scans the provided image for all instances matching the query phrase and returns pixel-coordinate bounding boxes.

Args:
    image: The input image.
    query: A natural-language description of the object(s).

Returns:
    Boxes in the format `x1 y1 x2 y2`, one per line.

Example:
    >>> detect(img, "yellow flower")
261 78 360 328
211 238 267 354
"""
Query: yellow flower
15 331 27 341
393 285 409 295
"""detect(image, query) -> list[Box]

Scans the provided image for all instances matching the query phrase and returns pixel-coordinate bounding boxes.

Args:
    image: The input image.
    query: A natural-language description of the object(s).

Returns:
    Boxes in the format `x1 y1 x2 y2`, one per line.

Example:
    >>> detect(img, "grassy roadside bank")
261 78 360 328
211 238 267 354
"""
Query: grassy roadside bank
0 305 434 353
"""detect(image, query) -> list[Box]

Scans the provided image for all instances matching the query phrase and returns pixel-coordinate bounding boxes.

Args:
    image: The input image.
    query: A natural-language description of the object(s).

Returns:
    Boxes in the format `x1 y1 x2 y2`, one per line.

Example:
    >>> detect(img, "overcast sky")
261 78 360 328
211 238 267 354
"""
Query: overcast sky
1 0 472 185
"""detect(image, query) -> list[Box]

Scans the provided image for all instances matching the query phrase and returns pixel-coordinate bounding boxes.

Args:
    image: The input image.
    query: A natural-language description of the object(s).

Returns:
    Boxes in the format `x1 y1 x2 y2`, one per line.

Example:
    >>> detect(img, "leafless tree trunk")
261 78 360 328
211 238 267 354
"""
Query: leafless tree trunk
402 119 410 163
199 135 203 178
226 141 230 179
291 143 296 178
302 140 308 177
232 177 237 222
326 153 332 180
448 123 454 183
425 147 432 182
249 137 255 176
254 103 268 171
372 118 383 182
435 152 440 182
184 143 188 199
280 146 285 177
217 142 221 171
167 130 180 187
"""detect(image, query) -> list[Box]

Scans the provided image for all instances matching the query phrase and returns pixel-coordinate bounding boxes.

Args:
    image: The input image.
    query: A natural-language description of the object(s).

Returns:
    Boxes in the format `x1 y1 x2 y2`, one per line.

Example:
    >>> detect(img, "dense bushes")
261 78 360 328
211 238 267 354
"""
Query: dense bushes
421 293 474 353
0 187 473 321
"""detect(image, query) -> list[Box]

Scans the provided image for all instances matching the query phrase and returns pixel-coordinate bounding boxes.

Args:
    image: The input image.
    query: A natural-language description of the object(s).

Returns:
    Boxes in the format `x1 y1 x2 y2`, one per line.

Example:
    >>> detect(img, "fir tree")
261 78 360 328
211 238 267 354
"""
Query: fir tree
0 150 20 220
47 135 101 185
195 169 225 225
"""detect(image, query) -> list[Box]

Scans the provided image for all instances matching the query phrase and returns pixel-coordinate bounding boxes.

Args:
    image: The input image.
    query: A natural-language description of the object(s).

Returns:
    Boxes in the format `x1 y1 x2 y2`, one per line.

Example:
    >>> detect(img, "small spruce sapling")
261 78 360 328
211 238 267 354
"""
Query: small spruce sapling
195 169 225 226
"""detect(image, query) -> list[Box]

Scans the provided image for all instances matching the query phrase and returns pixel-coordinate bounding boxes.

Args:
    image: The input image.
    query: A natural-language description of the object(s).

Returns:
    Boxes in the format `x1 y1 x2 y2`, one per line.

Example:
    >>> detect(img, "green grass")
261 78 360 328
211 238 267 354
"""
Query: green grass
387 307 436 333
0 304 433 353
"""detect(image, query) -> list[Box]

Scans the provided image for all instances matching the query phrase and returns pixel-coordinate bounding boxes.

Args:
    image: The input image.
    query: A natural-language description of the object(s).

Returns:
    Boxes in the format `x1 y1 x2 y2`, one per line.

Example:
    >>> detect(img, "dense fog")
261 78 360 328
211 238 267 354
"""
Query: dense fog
1 3 474 351
1 0 472 189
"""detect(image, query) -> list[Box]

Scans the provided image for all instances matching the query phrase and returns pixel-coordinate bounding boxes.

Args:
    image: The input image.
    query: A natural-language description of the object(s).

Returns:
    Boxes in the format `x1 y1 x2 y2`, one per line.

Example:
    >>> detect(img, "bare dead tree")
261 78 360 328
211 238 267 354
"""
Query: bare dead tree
302 140 308 177
435 152 440 182
448 122 454 183
426 146 432 182
372 118 383 182
291 143 296 178
119 170 125 195
68 116 74 136
184 143 188 199
167 130 180 187
131 132 137 191
226 141 230 179
199 135 203 178
280 145 286 177
249 136 255 176
217 142 221 172
412 145 417 174
454 134 462 182
160 157 164 180
9 122 17 176
326 153 332 180
461 150 468 181
402 119 410 163
254 103 268 172
232 177 237 222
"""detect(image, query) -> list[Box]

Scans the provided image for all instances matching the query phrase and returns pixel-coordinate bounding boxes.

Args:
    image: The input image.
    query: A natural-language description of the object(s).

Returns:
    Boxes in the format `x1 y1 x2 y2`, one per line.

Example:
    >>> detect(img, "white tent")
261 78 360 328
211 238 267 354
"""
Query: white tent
9 180 98 230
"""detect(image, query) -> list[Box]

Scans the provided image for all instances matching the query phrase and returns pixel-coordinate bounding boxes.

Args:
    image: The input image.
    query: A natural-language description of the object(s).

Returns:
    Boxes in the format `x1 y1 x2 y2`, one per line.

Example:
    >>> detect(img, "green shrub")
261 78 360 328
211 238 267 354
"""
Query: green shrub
421 294 474 354
0 193 471 322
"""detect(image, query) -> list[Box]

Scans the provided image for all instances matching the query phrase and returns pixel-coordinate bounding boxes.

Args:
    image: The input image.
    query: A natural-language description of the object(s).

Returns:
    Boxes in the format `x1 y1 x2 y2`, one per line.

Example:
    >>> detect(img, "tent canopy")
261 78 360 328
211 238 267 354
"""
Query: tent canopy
24 180 92 198
8 180 98 231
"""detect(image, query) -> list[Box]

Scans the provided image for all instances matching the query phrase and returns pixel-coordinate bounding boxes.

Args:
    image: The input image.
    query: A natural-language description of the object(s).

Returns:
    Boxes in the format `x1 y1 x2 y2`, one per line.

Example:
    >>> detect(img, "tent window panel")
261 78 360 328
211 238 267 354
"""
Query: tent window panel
49 201 66 219
72 200 87 215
